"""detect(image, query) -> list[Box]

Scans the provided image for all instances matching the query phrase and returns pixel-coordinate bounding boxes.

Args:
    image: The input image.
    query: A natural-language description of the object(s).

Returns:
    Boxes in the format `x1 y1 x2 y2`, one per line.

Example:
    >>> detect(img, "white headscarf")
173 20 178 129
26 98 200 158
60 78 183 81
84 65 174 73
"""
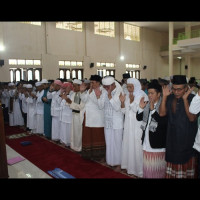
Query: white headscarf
127 78 148 101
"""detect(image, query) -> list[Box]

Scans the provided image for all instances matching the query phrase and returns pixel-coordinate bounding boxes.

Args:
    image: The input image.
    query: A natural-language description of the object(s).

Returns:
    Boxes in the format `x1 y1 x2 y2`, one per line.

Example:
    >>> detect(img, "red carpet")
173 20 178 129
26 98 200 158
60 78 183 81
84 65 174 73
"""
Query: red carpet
5 124 131 179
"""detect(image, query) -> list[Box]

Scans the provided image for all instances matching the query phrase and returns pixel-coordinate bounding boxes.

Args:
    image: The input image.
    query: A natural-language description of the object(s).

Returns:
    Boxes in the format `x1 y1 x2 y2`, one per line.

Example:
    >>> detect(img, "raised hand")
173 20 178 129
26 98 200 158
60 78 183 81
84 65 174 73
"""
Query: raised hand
162 85 171 97
119 92 126 103
139 96 148 109
182 86 194 100
95 88 102 99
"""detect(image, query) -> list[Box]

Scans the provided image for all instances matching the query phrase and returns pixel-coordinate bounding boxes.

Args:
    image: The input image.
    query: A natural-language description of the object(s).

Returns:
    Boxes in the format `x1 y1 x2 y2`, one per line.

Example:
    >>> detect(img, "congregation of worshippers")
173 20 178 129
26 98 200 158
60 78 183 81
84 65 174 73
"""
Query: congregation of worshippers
1 73 200 179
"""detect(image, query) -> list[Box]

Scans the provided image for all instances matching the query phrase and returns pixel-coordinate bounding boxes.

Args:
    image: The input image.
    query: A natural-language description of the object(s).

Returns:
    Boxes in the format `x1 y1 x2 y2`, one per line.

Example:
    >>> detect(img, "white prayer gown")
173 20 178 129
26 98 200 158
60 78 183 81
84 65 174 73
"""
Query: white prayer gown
69 92 85 152
35 90 44 134
121 91 148 178
47 90 62 141
59 96 73 146
26 94 37 132
104 81 124 166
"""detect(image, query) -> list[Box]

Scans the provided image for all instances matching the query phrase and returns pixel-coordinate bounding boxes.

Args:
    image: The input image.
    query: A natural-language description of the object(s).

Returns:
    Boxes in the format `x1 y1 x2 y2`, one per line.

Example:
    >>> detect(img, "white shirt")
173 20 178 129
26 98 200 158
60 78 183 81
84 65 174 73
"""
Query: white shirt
80 86 106 127
36 90 44 115
104 82 124 129
47 90 62 117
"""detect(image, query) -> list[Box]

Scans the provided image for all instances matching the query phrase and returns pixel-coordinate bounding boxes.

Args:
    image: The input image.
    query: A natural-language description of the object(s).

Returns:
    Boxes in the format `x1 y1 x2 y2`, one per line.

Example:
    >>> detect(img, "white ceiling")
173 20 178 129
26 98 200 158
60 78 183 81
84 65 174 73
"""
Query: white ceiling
125 22 200 32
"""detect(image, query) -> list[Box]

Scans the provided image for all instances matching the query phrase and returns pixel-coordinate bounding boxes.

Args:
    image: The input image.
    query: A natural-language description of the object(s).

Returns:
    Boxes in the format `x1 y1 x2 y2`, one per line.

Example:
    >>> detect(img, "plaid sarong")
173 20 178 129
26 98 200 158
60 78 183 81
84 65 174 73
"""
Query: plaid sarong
165 157 197 178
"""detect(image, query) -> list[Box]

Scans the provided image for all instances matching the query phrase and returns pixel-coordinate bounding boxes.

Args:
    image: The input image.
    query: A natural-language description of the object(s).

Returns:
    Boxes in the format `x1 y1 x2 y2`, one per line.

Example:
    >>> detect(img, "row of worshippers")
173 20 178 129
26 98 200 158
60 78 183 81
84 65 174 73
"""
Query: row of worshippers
1 73 200 179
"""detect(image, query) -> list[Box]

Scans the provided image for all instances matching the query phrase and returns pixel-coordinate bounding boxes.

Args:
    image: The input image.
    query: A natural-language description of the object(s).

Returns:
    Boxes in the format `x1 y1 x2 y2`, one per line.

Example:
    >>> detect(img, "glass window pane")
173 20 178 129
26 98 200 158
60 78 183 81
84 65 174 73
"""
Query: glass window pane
133 71 136 78
77 62 82 67
26 60 34 65
78 70 82 80
18 59 25 65
59 61 65 66
10 70 14 82
35 70 40 81
72 70 76 78
106 71 109 75
66 70 70 79
9 59 17 65
28 70 33 81
65 61 71 66
96 62 101 67
71 61 76 66
16 70 21 82
34 60 41 65
60 70 64 79
103 69 106 77
111 71 114 75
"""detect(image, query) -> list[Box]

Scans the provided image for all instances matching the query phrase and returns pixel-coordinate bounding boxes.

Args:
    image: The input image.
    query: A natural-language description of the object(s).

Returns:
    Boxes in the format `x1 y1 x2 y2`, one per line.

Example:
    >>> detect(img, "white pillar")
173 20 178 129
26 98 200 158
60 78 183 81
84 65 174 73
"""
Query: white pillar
169 22 174 76
185 55 191 78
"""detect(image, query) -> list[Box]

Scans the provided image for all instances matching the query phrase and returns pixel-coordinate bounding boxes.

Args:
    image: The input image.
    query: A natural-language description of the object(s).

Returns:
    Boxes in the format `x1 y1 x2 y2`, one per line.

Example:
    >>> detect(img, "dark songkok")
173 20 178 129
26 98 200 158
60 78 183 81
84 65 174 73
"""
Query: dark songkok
123 73 130 79
90 75 102 82
172 75 187 85
148 79 162 93
158 78 170 85
139 79 148 85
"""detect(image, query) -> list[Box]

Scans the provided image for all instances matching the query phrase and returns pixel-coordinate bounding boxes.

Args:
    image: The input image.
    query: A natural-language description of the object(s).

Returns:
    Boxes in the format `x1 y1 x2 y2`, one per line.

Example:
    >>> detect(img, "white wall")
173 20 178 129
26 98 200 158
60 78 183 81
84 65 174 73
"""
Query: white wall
1 21 197 83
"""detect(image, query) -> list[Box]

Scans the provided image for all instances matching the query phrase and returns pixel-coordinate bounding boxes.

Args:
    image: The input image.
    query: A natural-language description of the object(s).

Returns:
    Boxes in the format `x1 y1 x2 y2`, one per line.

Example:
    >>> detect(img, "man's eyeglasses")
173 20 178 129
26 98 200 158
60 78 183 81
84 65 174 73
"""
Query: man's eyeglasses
171 87 185 92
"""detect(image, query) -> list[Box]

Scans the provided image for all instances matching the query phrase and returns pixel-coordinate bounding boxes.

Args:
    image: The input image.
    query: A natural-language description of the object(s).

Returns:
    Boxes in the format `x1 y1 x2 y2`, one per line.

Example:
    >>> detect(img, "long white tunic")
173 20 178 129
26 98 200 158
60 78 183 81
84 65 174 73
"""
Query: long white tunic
35 90 44 134
59 96 73 146
26 94 37 132
189 92 200 152
121 94 148 177
13 97 24 126
80 86 106 127
47 90 62 140
69 92 85 152
8 89 15 126
104 82 124 166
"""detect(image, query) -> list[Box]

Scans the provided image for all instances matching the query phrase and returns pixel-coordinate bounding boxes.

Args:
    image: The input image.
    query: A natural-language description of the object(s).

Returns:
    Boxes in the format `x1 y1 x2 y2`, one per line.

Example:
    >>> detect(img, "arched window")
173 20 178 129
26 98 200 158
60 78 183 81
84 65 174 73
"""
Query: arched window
59 70 64 79
72 70 76 79
66 70 70 79
78 70 82 80
28 70 33 81
10 70 14 82
35 70 40 81
15 70 21 82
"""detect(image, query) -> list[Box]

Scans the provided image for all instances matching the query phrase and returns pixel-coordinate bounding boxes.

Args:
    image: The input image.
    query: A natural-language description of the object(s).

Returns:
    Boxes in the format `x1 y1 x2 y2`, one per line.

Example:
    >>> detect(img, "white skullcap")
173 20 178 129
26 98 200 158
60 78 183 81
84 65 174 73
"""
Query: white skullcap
41 79 49 84
102 76 115 86
26 84 33 89
73 79 82 85
23 84 27 88
84 79 90 84
8 83 15 86
35 82 42 87
164 76 170 81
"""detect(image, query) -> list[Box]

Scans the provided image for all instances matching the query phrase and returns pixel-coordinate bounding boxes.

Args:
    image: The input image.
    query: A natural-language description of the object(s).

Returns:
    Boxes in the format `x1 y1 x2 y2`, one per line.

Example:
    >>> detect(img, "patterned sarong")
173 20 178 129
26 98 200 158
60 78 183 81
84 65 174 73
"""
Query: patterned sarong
143 150 166 178
165 156 197 178
81 115 106 161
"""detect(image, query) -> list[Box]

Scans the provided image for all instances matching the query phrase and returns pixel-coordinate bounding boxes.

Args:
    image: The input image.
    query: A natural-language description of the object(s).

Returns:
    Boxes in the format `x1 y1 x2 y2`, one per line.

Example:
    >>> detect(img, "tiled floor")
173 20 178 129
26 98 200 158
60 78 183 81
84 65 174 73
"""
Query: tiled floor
6 145 52 178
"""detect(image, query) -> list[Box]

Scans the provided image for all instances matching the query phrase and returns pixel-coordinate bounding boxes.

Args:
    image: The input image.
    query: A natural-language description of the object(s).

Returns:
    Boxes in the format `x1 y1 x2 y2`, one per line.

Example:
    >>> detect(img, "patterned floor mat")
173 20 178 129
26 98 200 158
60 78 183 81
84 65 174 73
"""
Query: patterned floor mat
8 132 30 139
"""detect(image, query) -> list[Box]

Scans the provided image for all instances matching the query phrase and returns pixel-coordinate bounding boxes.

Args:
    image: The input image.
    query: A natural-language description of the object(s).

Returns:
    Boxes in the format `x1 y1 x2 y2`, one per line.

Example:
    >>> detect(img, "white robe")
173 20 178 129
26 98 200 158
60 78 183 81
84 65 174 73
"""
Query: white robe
104 82 124 166
69 92 85 152
35 90 44 134
26 94 37 132
121 94 147 177
59 97 73 146
189 93 200 152
8 89 15 126
47 90 62 140
13 97 24 126
80 86 106 127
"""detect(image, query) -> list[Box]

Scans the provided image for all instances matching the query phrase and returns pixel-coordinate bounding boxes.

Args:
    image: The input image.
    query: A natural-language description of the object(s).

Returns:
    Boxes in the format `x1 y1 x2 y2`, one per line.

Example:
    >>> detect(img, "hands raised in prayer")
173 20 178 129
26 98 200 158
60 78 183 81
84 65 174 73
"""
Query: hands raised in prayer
119 92 126 103
95 88 102 99
139 96 148 109
182 86 194 101
162 85 171 97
